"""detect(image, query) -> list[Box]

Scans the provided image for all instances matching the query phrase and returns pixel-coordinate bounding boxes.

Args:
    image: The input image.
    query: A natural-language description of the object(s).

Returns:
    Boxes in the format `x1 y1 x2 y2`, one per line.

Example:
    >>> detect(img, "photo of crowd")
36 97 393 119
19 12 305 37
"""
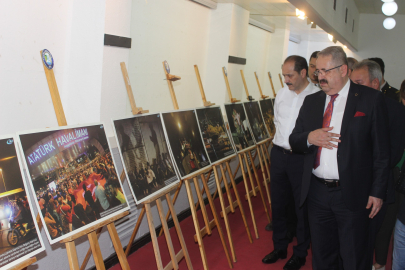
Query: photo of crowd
259 99 276 138
0 137 43 269
196 106 235 163
18 125 129 243
113 114 179 204
224 103 255 152
244 101 269 143
161 110 210 178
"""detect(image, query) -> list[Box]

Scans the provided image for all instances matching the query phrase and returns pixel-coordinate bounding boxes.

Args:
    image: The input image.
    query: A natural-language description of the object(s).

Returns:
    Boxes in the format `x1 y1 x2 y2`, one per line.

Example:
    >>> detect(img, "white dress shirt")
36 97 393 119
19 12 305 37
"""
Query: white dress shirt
273 81 319 150
312 79 350 180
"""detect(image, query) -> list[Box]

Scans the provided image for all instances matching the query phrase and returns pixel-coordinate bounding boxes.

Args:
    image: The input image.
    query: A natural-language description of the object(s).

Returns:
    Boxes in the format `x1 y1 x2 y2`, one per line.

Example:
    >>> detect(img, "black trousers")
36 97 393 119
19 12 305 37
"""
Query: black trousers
308 175 372 270
270 146 310 258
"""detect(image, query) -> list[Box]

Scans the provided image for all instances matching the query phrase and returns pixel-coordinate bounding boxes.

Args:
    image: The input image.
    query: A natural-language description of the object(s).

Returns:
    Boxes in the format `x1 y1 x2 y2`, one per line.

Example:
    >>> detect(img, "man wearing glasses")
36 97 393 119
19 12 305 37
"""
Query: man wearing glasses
289 46 390 270
262 55 317 270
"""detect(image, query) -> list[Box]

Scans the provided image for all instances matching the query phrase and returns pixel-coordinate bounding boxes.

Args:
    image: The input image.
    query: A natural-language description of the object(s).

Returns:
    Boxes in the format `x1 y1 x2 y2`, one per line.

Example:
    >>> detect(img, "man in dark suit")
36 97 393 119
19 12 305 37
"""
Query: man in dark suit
289 46 390 270
350 59 405 270
368 57 400 101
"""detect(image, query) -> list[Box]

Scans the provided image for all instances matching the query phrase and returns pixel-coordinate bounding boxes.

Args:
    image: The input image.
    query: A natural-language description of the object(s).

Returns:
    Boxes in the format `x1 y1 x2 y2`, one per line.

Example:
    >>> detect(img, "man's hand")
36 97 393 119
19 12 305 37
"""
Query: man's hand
308 127 341 149
366 196 383 218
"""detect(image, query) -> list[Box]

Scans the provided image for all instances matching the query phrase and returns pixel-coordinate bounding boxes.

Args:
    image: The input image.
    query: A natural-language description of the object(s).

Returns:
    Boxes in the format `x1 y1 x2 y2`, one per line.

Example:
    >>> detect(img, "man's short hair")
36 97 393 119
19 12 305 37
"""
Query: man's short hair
284 55 308 76
368 57 385 75
310 51 320 60
317 46 348 66
400 80 405 100
352 59 382 85
347 57 358 71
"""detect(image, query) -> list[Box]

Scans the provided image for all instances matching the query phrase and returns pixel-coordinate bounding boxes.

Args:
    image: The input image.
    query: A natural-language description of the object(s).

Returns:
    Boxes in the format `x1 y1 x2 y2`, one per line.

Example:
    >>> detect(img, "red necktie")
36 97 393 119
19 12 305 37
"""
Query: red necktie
313 94 339 170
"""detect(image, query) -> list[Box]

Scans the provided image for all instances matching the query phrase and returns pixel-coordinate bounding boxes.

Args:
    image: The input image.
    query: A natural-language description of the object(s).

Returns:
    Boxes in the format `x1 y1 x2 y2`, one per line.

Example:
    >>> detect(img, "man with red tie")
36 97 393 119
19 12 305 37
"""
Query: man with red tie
289 46 390 270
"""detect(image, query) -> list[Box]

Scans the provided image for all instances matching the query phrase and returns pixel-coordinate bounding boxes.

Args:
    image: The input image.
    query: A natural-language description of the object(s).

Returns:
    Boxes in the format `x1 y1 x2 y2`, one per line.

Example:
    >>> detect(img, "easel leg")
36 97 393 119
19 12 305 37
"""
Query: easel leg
239 154 259 239
81 227 102 270
243 153 257 197
225 161 252 244
159 182 182 237
248 151 271 223
145 203 164 270
257 145 271 211
125 205 146 256
193 177 212 236
221 164 235 213
65 241 80 270
107 223 131 270
165 193 193 270
184 179 209 270
88 231 106 270
214 165 237 262
200 174 233 269
156 198 179 270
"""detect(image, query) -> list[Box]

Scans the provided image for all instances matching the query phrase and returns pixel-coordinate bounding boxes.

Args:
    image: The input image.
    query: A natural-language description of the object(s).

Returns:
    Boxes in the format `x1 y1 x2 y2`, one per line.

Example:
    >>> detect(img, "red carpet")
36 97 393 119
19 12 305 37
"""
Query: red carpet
111 168 394 270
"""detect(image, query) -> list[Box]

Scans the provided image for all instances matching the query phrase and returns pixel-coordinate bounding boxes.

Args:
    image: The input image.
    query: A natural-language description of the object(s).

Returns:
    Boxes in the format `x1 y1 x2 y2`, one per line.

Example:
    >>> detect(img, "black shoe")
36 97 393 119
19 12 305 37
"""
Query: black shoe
262 249 287 264
265 222 273 231
286 231 295 243
283 255 306 270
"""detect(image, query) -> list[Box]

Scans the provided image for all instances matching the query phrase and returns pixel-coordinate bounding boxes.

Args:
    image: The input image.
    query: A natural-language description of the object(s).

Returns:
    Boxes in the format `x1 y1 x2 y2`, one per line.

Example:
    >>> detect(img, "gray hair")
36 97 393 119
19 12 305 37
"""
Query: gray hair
318 46 348 66
352 59 382 85
347 57 358 71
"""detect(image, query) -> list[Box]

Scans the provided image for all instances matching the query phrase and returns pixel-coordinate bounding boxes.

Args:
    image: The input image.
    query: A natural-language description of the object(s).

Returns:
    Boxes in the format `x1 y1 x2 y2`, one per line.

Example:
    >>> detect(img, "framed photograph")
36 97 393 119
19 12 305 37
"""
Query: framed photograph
17 124 130 244
112 113 180 204
243 101 269 143
224 103 255 152
258 99 276 139
195 106 236 164
0 136 45 270
161 110 211 179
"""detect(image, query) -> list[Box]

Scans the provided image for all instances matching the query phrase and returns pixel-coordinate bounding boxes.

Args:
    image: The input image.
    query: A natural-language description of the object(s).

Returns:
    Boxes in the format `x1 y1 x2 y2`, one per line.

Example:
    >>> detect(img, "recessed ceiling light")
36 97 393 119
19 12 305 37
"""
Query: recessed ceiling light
382 2 398 16
383 17 396 29
381 0 394 3
328 34 334 41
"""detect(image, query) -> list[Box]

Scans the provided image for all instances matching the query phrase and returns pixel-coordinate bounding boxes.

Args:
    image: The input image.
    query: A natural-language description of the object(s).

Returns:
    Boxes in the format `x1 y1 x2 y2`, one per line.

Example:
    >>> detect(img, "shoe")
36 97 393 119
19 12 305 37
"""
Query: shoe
262 249 287 264
283 254 306 270
286 231 295 243
265 222 273 231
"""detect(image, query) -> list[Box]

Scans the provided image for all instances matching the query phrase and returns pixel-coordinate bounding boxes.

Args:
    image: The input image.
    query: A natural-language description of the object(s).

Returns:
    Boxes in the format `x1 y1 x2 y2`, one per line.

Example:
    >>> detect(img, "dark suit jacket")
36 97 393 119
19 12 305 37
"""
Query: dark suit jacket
385 97 405 203
382 81 400 102
289 81 390 211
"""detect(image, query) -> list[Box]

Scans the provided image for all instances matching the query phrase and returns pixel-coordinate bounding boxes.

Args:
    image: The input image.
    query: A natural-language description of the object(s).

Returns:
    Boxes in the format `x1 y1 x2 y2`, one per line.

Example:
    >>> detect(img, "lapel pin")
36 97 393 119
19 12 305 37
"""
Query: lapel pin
355 93 358 96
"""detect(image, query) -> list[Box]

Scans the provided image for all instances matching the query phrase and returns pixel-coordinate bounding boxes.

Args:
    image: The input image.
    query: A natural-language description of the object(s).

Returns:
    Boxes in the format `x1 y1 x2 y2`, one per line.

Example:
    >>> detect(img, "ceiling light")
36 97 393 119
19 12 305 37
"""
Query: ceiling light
296 8 306 20
383 17 396 29
328 34 334 41
382 2 398 16
381 0 394 2
344 45 347 49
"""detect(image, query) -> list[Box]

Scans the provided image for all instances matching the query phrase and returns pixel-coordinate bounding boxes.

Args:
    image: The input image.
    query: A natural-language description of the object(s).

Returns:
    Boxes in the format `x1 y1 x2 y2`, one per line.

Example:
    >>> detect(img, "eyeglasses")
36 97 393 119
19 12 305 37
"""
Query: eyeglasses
314 64 343 77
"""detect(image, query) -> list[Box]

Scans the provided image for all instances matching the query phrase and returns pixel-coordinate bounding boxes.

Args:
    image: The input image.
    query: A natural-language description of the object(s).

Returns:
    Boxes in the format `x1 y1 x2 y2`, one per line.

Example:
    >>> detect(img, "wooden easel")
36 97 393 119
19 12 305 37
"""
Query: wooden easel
194 65 215 107
160 62 233 270
253 72 269 100
39 50 131 270
278 73 284 88
240 70 254 101
117 62 192 270
10 257 37 270
222 67 240 103
267 72 277 97
192 66 253 263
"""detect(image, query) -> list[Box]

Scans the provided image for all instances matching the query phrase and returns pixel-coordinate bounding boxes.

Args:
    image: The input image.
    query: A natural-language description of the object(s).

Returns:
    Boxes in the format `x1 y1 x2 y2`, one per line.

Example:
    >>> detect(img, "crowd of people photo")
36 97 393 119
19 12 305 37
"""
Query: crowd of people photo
36 152 127 240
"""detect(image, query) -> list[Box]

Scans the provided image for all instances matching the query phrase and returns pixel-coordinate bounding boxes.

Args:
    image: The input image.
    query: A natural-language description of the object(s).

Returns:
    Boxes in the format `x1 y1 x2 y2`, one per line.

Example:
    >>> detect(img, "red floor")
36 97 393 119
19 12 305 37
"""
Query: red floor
111 168 393 270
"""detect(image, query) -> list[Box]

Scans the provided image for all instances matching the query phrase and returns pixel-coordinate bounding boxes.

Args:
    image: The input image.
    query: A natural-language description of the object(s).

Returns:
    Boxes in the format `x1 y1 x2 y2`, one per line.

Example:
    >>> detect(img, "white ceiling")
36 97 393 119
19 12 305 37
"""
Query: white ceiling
354 0 405 14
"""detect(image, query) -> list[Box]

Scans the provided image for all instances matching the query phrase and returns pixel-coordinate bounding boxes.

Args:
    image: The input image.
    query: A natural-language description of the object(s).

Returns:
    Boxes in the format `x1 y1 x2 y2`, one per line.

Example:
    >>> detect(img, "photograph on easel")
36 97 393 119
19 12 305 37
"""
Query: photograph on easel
195 106 235 164
112 113 179 204
259 98 276 138
224 103 255 152
0 136 45 269
244 101 269 143
17 124 129 244
161 110 211 179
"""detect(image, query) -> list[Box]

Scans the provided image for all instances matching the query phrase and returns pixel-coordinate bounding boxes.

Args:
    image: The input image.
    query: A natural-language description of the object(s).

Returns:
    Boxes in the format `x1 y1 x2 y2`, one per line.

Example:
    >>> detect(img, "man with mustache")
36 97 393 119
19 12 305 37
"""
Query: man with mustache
262 55 318 270
308 51 320 86
289 46 390 269
350 60 405 270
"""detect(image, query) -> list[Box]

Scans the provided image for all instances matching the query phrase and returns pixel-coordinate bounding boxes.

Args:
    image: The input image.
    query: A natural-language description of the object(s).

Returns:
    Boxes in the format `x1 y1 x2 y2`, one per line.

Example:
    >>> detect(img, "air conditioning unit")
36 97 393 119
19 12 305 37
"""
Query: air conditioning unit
190 0 217 9
249 18 275 33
